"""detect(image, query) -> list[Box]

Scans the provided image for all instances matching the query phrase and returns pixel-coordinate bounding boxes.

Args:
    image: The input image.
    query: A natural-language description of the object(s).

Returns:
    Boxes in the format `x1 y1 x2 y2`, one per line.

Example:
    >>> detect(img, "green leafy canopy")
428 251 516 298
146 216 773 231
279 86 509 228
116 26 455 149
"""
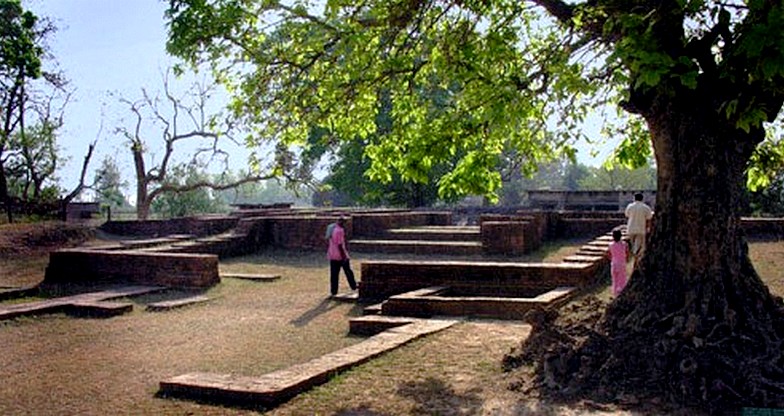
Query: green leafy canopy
165 0 784 200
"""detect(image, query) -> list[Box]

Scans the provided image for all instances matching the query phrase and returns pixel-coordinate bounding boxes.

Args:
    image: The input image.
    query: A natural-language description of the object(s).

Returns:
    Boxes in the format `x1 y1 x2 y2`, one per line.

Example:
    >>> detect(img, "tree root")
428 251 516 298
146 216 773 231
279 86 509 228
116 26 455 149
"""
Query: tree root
504 293 784 412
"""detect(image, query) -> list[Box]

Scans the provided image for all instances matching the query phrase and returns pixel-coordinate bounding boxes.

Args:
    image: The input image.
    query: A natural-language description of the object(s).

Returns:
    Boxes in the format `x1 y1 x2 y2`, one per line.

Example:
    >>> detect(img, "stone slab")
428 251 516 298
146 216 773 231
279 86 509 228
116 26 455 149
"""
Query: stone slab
348 315 422 336
220 273 281 282
146 295 211 312
0 285 162 321
0 285 38 301
66 301 134 318
159 319 458 408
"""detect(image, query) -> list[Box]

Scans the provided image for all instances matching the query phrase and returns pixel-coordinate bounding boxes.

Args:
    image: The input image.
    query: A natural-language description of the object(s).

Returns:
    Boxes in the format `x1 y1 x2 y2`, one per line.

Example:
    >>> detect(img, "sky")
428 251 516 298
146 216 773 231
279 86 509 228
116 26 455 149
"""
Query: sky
25 0 249 197
24 0 614 199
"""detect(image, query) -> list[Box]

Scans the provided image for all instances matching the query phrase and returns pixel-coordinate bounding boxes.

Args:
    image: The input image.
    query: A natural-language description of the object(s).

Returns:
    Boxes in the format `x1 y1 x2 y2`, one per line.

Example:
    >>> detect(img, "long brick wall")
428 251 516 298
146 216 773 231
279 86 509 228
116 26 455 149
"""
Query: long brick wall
101 216 239 238
43 249 220 288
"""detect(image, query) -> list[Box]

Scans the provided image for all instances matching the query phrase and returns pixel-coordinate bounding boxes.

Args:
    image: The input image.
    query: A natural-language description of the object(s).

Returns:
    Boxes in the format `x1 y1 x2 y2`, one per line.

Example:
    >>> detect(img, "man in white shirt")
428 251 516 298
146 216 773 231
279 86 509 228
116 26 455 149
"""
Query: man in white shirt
625 192 654 262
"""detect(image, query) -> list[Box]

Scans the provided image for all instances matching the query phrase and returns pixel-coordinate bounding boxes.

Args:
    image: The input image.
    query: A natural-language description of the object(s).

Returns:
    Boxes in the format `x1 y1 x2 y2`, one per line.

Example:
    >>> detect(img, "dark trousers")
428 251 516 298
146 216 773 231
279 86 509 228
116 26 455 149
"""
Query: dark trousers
330 259 357 295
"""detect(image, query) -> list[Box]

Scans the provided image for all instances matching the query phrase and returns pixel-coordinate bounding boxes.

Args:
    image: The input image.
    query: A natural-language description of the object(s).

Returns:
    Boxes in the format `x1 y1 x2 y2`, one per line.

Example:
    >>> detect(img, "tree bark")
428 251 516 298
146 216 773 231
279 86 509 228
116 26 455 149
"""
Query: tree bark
131 142 152 220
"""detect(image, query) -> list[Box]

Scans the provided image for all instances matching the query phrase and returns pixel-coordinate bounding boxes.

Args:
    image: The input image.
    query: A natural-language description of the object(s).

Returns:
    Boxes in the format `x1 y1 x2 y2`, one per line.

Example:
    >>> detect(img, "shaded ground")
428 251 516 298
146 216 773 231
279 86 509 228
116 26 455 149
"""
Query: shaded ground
0 222 781 415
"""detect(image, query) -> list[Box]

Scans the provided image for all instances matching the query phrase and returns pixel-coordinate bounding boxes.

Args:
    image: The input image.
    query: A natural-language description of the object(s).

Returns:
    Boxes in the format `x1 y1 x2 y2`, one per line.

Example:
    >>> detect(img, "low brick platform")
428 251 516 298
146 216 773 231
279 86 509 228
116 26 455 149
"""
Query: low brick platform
0 285 163 321
159 318 458 408
380 286 576 320
146 295 211 312
43 250 220 288
359 260 601 300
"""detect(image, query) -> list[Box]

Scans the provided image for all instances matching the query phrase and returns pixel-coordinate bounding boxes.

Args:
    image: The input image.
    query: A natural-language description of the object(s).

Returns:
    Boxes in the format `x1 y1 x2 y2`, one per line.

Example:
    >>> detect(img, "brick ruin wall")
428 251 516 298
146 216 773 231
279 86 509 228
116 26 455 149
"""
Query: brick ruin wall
479 213 549 255
100 216 239 238
41 209 784 292
42 249 220 288
359 260 602 300
97 211 784 257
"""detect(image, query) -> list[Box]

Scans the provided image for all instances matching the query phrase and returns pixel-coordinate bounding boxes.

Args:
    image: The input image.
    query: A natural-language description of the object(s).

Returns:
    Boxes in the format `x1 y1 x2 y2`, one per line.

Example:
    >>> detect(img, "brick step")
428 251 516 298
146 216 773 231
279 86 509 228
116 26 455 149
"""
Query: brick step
563 254 606 264
146 295 211 312
118 237 181 249
349 240 482 255
145 234 252 258
362 303 383 316
117 234 195 249
382 226 480 242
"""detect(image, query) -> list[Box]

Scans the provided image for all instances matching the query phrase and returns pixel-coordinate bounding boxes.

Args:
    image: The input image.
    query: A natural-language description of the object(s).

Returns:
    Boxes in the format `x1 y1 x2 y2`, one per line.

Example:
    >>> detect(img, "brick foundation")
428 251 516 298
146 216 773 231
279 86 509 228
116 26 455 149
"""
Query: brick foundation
359 260 601 300
43 249 220 288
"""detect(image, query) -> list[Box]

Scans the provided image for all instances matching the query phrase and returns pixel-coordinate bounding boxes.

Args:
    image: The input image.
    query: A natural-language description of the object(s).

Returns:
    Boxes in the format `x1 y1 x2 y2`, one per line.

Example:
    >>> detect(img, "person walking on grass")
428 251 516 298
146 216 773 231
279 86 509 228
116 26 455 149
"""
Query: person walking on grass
625 192 654 262
327 217 357 296
607 229 629 296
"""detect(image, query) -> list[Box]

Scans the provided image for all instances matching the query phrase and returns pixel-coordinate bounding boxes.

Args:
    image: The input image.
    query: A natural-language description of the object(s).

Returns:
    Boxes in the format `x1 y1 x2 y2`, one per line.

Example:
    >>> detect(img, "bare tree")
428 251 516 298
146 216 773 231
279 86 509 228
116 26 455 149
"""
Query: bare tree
116 71 282 220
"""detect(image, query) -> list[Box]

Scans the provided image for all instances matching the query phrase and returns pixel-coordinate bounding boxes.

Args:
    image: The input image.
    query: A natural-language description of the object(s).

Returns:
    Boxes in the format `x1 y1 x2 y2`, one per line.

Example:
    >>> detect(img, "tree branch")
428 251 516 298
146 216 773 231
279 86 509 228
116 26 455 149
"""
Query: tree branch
529 0 575 25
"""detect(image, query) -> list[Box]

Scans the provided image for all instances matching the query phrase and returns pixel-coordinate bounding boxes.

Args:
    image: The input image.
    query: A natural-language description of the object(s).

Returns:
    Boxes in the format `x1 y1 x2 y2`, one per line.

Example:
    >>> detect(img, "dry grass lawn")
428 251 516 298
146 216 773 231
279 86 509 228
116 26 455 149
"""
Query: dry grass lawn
0 224 782 415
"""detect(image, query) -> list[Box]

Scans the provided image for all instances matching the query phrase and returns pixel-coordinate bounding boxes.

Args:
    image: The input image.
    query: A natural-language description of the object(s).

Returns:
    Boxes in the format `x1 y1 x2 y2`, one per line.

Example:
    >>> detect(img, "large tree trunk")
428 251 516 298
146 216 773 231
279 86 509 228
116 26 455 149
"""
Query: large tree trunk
520 95 784 409
131 143 151 221
604 98 784 407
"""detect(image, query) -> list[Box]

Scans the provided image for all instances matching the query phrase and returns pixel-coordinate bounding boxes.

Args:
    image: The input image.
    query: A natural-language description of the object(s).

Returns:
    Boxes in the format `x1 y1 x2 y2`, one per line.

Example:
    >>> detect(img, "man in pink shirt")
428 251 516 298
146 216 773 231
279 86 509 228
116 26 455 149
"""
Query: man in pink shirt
327 217 357 296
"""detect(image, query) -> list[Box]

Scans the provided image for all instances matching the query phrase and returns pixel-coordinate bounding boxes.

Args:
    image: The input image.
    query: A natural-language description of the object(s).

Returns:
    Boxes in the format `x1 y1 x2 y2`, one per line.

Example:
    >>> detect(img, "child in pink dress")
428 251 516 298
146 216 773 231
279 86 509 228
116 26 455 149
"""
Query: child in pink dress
607 229 628 296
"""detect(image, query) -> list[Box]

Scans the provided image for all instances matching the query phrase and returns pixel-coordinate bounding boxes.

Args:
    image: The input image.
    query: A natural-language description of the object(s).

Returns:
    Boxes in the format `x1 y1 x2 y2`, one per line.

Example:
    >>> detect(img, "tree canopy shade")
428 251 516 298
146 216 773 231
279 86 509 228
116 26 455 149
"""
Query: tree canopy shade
166 0 784 410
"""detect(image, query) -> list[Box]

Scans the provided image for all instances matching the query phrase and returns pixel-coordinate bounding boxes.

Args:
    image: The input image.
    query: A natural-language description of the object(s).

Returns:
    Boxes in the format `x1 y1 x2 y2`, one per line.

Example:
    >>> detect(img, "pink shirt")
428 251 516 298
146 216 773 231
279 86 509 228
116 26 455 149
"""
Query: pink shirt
327 225 349 260
608 241 627 266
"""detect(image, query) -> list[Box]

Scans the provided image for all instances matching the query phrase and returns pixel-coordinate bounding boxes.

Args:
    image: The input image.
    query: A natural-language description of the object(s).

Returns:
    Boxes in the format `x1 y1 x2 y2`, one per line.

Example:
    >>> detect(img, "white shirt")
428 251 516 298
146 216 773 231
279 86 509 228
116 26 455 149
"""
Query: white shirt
625 201 653 234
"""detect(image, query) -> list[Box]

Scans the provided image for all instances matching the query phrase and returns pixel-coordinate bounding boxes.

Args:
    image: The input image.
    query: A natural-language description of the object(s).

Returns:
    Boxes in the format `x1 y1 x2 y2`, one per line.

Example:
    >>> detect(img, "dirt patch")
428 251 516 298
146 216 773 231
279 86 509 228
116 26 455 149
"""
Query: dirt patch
0 221 94 258
0 222 95 288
